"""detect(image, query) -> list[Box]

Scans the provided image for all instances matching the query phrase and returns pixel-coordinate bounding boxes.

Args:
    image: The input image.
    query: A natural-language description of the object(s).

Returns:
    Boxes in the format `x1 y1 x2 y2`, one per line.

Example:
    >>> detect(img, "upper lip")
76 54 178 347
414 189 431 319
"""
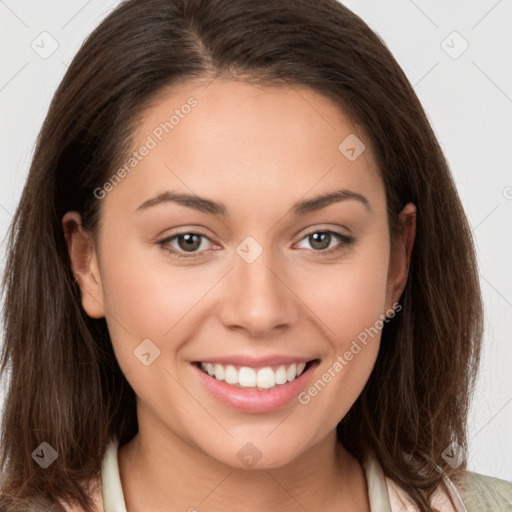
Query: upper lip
193 355 318 367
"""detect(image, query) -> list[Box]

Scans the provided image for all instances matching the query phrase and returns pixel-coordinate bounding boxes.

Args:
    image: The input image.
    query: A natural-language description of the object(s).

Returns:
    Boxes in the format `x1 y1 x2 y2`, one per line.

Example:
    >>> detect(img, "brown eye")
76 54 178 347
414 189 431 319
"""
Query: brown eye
296 230 354 255
158 231 213 259
176 233 202 252
307 232 332 251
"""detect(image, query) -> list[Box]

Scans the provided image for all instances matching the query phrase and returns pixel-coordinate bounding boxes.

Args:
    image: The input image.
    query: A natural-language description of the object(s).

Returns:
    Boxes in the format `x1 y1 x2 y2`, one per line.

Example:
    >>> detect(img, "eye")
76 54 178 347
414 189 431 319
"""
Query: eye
295 230 354 256
158 231 215 259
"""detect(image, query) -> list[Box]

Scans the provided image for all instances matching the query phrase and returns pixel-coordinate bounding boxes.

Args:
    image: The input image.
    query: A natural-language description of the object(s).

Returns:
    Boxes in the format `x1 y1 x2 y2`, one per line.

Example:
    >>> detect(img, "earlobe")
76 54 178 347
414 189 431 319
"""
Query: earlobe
61 212 106 319
387 202 417 308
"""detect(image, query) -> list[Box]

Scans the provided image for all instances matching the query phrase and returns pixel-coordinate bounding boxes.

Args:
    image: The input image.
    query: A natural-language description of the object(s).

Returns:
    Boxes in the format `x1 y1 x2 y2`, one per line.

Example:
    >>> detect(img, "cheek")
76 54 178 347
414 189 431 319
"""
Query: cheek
104 261 206 334
97 234 201 367
295 263 389 421
98 249 211 418
298 234 390 399
302 241 391 345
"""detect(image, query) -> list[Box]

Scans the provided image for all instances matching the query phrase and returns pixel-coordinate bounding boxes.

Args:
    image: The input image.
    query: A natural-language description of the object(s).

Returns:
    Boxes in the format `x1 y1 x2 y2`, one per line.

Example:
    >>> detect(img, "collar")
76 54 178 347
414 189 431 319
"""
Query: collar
361 449 469 512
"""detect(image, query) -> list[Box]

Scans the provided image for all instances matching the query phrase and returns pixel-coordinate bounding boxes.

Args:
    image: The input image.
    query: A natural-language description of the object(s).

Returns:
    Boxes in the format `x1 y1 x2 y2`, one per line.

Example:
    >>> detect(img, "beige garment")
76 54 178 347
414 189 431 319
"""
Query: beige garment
59 438 512 511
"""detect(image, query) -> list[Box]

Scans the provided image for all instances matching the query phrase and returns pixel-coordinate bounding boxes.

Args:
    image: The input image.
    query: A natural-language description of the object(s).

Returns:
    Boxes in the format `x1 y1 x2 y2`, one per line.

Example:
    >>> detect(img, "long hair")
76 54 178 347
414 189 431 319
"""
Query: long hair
0 0 483 510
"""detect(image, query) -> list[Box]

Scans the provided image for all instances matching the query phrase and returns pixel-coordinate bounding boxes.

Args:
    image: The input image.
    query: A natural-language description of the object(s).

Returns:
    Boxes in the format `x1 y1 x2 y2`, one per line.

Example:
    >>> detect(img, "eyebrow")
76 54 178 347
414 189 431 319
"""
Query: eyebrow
136 188 372 216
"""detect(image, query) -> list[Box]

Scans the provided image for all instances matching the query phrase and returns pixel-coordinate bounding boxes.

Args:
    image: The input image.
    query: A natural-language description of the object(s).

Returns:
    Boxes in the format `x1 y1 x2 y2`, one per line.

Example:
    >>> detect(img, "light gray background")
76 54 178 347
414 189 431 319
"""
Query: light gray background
0 0 511 480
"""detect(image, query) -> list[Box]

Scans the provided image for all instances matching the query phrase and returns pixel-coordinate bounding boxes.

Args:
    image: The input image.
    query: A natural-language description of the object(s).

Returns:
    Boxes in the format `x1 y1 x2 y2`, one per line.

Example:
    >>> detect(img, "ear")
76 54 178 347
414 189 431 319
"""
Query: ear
385 202 416 312
62 211 105 319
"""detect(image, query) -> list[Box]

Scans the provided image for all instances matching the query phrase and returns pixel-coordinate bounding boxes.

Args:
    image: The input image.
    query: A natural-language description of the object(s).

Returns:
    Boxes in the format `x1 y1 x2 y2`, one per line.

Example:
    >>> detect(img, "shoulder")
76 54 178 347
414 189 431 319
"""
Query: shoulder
385 468 512 512
454 470 512 511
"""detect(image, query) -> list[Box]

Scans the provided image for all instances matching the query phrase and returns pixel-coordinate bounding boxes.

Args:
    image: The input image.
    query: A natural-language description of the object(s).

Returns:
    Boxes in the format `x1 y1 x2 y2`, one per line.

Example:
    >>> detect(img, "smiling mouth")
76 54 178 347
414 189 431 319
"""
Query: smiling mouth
193 360 318 391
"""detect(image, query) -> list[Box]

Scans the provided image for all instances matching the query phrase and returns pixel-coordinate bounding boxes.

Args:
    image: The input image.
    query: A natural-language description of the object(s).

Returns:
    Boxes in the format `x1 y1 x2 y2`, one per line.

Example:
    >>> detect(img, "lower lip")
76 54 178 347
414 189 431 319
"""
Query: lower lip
192 361 319 413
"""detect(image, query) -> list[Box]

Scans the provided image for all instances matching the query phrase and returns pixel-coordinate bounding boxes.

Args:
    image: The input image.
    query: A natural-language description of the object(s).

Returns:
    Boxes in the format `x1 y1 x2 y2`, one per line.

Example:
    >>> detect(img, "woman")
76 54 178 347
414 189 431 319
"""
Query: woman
1 0 511 510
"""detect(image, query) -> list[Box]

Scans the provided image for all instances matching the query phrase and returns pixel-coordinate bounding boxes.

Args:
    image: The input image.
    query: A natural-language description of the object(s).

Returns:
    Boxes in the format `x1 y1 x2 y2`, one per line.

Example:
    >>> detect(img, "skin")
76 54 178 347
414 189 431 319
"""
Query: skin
63 78 416 511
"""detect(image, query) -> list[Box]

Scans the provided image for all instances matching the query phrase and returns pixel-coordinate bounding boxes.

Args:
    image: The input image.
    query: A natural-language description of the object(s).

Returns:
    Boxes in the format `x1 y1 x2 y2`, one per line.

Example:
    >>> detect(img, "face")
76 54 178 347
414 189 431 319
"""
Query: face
64 78 415 469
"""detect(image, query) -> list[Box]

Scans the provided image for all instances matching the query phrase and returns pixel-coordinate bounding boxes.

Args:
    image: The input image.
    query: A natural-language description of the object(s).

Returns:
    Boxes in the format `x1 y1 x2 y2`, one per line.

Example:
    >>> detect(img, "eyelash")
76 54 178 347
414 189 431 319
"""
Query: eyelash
157 229 355 259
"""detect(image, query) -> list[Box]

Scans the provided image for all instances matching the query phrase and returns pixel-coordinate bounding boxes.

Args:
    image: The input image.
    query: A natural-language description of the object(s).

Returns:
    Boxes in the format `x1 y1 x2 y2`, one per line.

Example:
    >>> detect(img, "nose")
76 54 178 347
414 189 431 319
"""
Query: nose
217 247 300 337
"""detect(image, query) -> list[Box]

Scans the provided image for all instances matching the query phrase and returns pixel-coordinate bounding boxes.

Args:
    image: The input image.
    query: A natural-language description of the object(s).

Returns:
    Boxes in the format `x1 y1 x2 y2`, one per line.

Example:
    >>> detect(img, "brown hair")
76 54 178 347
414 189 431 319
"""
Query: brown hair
0 0 483 510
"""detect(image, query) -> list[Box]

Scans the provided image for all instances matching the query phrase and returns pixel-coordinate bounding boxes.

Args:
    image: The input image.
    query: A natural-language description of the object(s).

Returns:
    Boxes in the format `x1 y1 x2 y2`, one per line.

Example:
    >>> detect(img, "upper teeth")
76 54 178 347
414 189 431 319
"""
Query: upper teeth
200 362 308 389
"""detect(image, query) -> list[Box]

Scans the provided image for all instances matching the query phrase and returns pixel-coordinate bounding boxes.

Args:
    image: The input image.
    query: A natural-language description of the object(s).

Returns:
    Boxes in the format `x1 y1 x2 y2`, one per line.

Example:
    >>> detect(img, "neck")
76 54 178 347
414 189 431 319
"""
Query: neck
118 418 370 511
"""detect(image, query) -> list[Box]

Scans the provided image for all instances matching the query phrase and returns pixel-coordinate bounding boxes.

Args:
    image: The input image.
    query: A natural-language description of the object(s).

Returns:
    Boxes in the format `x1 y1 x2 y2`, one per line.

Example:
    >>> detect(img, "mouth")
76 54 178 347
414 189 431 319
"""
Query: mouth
193 360 316 391
191 358 321 413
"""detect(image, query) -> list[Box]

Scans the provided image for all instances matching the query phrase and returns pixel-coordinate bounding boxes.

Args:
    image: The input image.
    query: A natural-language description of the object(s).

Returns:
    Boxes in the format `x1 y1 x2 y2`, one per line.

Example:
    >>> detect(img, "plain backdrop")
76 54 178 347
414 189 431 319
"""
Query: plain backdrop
0 0 511 480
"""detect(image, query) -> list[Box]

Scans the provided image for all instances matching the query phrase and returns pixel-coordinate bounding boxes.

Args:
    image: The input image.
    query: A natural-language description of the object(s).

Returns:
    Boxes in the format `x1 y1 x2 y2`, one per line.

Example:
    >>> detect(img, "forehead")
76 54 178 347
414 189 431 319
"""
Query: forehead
106 78 384 214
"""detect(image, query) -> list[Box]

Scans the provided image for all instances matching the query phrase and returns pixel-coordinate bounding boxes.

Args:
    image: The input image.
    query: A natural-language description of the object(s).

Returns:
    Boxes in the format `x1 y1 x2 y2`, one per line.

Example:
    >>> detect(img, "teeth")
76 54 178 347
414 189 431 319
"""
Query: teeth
214 364 225 381
199 361 309 390
225 365 238 384
286 363 297 382
256 367 275 389
275 366 288 385
239 367 256 387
